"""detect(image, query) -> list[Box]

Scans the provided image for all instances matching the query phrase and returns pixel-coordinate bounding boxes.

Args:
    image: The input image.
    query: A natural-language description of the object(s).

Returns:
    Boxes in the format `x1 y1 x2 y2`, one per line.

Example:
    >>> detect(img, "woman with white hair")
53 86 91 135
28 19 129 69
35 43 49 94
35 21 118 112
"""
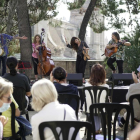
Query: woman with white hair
31 79 81 140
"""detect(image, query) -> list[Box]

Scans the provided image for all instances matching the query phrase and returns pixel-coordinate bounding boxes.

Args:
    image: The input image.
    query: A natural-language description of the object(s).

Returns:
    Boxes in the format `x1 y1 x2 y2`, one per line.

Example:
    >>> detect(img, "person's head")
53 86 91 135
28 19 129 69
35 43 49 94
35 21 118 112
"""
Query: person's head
33 34 41 44
0 78 13 112
112 32 120 41
70 37 81 51
6 57 18 76
52 67 67 83
31 79 58 111
89 64 106 86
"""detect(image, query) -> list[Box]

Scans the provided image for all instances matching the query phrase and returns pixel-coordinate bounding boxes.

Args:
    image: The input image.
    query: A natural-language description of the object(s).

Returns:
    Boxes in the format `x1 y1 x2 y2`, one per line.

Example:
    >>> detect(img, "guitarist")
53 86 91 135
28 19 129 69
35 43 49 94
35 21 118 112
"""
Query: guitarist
0 33 27 76
106 32 131 73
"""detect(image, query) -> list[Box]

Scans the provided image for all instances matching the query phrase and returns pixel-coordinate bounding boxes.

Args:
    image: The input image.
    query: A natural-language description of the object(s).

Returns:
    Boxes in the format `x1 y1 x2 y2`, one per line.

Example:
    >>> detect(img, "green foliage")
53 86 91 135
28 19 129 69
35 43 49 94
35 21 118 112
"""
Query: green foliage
0 0 59 34
8 40 20 56
67 0 86 10
123 27 140 72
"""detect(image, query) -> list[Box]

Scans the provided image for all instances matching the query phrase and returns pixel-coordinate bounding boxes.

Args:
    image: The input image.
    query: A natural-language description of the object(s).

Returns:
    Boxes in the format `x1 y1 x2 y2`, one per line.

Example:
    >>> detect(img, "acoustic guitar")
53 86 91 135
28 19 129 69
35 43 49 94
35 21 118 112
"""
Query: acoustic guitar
104 42 123 57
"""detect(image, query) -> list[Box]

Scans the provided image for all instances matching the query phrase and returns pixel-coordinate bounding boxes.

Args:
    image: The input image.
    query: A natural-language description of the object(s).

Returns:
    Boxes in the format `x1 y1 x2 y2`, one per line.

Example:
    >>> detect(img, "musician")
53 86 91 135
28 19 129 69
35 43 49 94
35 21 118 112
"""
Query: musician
0 33 27 76
106 32 131 73
65 37 89 83
32 34 45 80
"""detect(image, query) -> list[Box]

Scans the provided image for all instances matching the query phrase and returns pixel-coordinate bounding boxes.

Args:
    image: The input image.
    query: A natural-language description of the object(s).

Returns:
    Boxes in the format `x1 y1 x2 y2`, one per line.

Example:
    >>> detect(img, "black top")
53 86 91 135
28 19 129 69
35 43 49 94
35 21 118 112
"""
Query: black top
67 41 89 56
3 73 30 92
54 82 78 95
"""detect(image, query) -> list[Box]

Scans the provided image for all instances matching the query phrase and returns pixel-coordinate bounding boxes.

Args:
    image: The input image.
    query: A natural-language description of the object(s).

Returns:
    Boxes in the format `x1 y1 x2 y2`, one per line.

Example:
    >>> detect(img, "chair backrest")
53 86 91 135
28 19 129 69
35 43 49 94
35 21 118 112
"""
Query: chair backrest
10 102 21 140
58 94 79 119
83 86 109 113
129 94 140 129
90 103 131 140
39 121 92 140
13 86 26 112
106 81 114 102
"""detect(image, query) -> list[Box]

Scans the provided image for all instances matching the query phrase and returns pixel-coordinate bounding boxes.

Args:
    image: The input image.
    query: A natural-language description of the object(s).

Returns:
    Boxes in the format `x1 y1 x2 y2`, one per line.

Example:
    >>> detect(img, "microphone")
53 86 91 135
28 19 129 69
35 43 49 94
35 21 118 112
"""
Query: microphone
41 28 45 33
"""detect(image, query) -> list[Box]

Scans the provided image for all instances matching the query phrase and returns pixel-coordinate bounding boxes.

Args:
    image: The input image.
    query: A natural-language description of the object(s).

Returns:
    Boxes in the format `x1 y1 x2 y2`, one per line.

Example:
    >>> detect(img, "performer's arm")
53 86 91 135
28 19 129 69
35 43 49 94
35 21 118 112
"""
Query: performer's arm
106 43 117 49
13 35 27 40
123 42 131 46
83 41 89 49
64 37 73 49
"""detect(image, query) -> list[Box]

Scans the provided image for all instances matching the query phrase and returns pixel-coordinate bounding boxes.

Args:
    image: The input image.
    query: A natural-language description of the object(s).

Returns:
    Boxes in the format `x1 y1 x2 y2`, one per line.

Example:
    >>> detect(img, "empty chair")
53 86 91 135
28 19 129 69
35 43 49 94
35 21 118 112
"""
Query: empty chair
39 121 92 140
129 94 140 129
13 86 29 121
90 103 131 140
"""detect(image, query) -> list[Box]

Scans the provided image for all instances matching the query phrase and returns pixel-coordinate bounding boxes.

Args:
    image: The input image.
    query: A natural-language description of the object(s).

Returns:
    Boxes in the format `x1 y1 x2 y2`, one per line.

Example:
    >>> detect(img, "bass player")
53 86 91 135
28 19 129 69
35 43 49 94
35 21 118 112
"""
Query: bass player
106 32 131 73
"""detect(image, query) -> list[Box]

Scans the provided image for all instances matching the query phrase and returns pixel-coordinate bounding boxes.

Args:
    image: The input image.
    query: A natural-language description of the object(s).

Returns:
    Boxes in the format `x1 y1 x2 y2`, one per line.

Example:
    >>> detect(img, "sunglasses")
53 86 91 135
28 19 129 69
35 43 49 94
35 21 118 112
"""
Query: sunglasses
3 96 11 102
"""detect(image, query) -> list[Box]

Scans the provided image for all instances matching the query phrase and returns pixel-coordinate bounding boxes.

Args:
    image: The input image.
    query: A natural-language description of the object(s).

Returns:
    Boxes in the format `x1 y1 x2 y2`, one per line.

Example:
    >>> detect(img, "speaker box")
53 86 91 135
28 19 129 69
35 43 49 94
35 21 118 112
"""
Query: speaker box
109 73 134 86
67 73 83 86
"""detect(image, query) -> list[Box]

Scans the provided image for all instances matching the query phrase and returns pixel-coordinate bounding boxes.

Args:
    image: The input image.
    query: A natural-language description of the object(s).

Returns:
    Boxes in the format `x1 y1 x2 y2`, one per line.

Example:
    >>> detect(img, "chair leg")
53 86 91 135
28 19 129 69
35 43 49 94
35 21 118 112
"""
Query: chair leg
26 112 29 121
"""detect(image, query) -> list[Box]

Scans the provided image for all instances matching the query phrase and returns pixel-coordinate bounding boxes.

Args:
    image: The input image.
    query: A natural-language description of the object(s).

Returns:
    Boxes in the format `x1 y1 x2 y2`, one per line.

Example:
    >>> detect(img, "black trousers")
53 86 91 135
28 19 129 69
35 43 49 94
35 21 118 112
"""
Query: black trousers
107 57 123 73
0 55 7 76
32 57 39 75
76 55 87 78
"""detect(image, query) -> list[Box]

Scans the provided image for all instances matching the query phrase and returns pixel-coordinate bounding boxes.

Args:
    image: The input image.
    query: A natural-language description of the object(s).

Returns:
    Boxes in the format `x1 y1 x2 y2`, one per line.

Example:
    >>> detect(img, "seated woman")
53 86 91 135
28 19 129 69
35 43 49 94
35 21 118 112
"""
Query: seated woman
3 57 31 109
0 78 20 139
85 64 109 112
31 79 81 140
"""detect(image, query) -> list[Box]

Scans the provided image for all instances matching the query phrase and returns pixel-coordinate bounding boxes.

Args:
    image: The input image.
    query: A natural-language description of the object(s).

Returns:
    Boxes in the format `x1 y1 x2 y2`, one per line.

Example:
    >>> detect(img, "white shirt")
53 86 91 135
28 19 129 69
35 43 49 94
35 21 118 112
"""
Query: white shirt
31 101 81 140
84 82 109 112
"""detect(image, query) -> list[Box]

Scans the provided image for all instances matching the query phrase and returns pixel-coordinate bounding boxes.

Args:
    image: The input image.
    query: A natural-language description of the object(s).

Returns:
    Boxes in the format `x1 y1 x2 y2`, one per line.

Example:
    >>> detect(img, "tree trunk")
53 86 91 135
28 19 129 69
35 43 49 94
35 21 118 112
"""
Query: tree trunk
78 0 98 40
17 0 32 78
6 0 18 35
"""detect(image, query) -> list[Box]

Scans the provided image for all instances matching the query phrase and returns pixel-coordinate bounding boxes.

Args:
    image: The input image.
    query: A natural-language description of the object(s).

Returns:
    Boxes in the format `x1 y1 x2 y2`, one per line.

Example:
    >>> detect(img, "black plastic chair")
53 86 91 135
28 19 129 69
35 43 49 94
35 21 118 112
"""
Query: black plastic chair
129 94 140 129
58 94 80 119
106 81 114 103
90 103 131 140
83 86 109 134
10 102 21 140
39 121 92 140
13 86 29 121
83 86 109 112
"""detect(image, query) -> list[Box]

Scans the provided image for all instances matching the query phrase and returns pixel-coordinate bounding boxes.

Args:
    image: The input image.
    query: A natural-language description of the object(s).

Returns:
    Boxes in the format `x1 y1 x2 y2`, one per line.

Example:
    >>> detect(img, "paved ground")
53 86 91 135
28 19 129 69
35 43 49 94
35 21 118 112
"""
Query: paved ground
25 110 130 140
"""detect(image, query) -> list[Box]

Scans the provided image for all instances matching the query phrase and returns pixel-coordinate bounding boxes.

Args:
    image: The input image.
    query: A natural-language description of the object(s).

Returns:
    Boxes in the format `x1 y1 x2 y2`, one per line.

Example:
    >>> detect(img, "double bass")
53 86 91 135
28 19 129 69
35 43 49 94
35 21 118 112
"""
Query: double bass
37 28 55 76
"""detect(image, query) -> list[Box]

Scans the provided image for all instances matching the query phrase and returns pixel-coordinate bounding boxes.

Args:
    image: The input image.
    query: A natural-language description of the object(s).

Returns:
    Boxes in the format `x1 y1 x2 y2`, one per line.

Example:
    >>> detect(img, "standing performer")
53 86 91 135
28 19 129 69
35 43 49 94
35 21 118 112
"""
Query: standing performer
65 37 89 82
32 34 45 80
0 33 27 76
106 32 131 73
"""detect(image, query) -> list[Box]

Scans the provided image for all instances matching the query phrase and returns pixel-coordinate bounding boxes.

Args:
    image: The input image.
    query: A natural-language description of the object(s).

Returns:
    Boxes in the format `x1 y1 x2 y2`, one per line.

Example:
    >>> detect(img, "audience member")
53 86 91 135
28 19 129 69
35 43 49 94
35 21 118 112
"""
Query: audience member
118 71 140 128
50 67 79 96
3 57 31 109
31 79 81 140
0 78 20 139
85 64 109 112
128 123 140 140
0 78 13 140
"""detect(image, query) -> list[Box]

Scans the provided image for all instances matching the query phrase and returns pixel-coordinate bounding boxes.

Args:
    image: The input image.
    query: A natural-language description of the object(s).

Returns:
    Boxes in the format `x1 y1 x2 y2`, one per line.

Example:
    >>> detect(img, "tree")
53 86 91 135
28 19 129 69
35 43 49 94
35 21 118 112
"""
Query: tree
16 0 32 77
73 0 140 40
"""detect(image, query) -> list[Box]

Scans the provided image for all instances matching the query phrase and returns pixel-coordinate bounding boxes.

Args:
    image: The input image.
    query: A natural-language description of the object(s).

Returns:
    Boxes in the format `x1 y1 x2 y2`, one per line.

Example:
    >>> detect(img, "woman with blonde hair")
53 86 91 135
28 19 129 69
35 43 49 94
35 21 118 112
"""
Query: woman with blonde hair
0 78 20 139
31 78 81 140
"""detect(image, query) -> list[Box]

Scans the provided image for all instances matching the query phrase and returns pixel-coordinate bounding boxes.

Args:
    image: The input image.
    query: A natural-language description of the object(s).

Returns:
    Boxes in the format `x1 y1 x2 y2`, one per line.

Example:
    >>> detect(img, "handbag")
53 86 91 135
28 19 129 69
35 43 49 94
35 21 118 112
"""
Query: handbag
15 116 32 140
